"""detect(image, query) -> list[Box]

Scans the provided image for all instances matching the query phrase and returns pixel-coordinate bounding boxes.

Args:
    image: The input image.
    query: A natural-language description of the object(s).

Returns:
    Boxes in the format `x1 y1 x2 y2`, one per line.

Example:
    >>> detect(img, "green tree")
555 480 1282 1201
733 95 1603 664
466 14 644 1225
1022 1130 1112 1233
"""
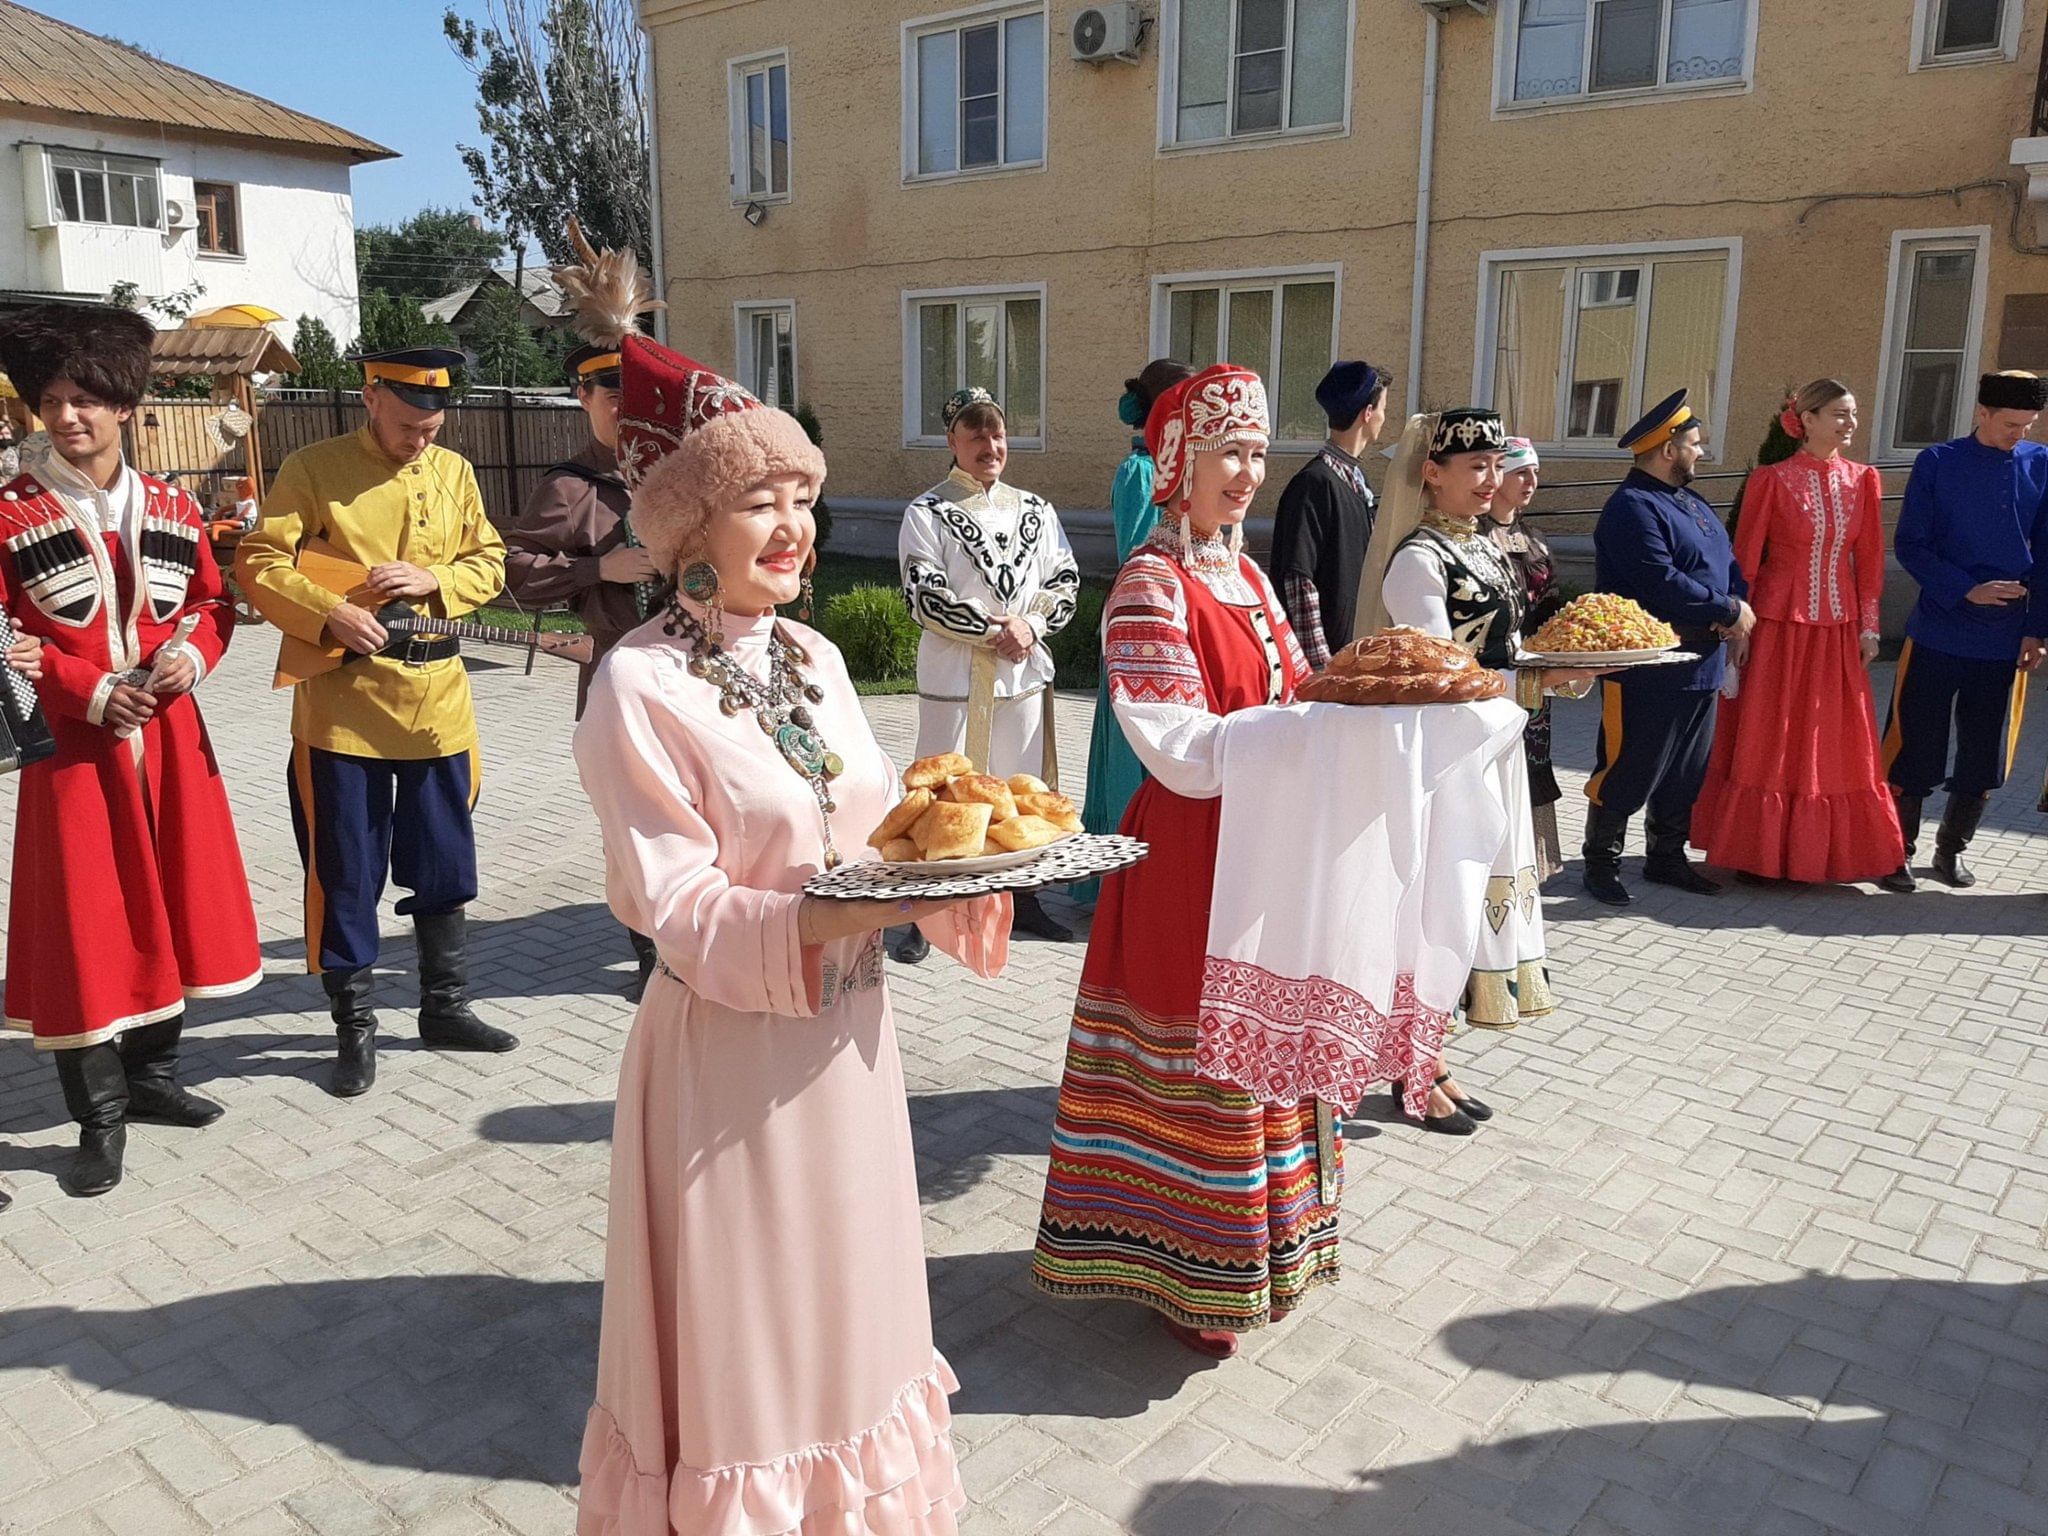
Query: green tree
291 316 355 390
464 282 571 388
354 288 462 357
444 0 650 263
356 207 506 302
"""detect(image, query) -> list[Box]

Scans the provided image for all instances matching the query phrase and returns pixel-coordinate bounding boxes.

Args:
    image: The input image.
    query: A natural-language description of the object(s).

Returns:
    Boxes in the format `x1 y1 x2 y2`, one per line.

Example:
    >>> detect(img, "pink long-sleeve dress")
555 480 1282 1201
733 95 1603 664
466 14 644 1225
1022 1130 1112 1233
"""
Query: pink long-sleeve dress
572 600 1009 1536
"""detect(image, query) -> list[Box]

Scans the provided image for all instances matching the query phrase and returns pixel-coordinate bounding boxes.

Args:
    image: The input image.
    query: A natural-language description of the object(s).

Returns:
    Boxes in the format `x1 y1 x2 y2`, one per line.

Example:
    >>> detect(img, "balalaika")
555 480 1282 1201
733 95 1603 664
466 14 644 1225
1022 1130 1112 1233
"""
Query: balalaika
0 595 55 774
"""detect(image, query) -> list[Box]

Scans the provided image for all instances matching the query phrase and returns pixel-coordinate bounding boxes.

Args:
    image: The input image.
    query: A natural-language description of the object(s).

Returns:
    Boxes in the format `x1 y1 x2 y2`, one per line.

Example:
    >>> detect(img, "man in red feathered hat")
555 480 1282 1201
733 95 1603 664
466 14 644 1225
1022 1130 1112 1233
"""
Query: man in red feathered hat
0 302 262 1198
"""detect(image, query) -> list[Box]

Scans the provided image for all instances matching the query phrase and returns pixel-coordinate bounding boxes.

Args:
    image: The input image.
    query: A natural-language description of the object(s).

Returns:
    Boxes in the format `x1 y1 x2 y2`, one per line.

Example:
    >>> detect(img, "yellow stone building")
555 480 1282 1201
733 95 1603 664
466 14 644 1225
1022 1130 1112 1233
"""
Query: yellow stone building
641 0 2048 590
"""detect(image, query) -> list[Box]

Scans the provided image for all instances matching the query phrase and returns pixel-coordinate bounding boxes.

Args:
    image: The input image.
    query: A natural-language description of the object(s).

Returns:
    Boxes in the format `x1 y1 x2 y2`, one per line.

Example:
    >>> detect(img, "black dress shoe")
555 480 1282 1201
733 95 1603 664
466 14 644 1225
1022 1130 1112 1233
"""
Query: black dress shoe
65 1126 125 1197
1012 891 1074 943
1877 864 1918 894
1642 860 1723 895
125 1081 224 1128
1582 866 1631 906
1930 849 1976 889
887 925 930 965
1391 1076 1492 1123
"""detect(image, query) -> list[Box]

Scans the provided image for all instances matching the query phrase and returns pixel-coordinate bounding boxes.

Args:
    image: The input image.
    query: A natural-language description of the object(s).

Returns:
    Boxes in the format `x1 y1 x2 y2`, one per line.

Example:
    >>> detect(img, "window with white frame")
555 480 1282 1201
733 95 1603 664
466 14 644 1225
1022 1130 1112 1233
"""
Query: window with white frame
730 52 791 201
1155 270 1337 445
1485 247 1733 451
1168 0 1350 146
736 303 797 410
906 288 1045 442
51 149 161 229
1507 0 1750 106
907 5 1045 179
1918 0 2014 64
1881 234 1986 457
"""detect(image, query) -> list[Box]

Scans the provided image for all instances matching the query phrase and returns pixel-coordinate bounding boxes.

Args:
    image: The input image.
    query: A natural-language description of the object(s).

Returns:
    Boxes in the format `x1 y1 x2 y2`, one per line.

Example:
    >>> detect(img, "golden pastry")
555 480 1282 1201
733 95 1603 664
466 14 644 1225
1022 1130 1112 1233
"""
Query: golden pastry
987 813 1065 853
903 752 974 790
941 772 1018 821
880 838 922 863
1016 792 1082 832
1007 773 1050 796
912 800 993 860
868 787 935 849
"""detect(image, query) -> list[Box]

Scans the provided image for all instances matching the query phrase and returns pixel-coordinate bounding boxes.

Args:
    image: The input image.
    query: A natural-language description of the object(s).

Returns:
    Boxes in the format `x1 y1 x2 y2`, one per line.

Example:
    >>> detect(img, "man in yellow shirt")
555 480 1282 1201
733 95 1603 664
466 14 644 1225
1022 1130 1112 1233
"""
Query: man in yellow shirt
238 346 517 1097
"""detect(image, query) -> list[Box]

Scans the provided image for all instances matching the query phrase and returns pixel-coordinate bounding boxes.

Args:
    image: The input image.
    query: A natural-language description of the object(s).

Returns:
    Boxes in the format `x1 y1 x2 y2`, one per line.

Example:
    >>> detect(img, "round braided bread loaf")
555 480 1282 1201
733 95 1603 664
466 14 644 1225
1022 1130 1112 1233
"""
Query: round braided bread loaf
1297 626 1508 706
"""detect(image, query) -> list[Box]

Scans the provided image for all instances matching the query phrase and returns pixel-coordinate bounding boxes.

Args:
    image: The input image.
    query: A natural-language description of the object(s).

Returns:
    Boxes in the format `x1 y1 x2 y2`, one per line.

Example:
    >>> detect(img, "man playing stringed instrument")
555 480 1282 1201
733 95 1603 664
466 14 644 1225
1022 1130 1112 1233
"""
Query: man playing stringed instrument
238 345 518 1097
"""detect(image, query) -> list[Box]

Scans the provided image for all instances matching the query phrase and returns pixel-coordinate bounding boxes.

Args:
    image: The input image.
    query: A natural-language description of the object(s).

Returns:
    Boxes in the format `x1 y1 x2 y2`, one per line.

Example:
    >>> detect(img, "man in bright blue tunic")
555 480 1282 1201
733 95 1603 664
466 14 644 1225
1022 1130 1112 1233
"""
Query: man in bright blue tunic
1878 370 2048 892
1584 389 1753 906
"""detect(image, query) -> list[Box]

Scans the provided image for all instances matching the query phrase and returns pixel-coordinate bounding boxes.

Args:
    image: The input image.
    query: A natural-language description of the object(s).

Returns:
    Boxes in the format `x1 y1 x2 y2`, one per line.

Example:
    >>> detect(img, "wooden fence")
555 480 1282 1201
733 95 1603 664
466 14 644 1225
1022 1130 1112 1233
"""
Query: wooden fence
125 389 588 525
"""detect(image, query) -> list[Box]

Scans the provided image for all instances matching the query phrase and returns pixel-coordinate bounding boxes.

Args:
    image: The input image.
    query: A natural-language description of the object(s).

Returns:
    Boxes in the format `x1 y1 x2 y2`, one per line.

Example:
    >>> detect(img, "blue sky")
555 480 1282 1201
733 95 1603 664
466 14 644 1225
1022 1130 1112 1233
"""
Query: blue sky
40 0 488 233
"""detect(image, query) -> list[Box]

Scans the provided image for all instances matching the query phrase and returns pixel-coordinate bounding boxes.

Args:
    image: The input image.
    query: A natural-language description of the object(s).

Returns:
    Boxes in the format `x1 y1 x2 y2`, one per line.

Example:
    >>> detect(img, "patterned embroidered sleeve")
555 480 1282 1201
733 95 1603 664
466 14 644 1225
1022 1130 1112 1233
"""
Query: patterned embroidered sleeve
1279 572 1330 671
1853 464 1884 636
164 490 233 686
1105 554 1239 800
898 497 994 643
1026 502 1081 639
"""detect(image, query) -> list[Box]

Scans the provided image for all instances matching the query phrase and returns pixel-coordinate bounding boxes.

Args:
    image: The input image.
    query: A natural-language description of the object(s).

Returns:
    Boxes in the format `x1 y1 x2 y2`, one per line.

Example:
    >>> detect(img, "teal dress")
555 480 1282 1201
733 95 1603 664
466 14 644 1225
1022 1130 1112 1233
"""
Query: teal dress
1073 442 1159 909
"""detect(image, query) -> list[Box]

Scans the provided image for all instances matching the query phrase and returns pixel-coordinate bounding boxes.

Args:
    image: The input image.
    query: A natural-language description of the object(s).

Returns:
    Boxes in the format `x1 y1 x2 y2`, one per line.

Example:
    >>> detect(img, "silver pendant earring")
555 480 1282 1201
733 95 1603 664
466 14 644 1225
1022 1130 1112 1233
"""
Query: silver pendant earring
1179 513 1193 559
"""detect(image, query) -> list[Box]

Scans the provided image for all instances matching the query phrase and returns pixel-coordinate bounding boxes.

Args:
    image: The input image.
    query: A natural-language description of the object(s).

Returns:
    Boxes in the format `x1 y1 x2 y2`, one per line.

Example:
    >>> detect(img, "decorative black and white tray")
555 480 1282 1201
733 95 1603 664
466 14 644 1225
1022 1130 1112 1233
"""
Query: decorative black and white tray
1513 648 1700 670
803 834 1150 900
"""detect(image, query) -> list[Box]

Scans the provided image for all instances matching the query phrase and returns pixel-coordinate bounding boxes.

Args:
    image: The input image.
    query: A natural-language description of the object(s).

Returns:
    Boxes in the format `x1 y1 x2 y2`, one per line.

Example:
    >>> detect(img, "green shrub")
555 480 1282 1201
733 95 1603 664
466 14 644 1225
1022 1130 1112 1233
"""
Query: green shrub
1051 585 1108 690
822 584 919 683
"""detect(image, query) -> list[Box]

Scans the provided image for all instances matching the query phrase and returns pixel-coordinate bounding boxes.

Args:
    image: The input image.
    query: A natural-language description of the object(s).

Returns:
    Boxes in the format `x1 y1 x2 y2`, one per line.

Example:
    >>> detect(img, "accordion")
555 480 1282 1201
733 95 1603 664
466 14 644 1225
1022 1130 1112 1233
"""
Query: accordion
0 599 54 775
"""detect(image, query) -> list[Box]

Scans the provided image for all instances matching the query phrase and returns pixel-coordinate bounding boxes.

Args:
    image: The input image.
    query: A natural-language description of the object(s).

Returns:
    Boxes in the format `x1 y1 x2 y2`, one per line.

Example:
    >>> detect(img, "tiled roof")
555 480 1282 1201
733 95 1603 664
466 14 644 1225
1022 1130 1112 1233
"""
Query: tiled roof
0 2 395 162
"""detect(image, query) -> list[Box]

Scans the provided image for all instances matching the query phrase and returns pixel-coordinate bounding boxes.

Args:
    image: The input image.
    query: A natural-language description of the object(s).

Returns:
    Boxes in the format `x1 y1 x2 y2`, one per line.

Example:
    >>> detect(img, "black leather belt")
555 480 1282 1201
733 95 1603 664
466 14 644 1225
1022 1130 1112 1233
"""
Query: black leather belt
384 635 460 665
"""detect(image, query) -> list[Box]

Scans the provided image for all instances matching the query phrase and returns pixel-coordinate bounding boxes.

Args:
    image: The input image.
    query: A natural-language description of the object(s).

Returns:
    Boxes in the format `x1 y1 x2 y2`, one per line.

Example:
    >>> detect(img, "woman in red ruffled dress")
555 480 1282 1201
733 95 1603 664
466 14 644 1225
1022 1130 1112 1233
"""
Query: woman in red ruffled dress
1692 379 1903 882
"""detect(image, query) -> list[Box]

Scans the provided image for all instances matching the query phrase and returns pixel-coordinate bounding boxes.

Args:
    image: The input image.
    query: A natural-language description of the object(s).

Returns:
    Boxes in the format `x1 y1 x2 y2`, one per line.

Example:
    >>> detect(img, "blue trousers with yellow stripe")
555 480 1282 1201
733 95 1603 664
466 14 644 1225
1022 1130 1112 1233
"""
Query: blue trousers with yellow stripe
1584 683 1717 859
287 744 481 975
1881 639 2027 799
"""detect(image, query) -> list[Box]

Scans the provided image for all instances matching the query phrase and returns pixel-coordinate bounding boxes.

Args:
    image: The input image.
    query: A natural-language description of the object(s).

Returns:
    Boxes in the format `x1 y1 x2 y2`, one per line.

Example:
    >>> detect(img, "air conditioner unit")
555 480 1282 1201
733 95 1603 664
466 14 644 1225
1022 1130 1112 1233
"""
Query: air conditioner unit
1071 2 1141 63
164 197 198 230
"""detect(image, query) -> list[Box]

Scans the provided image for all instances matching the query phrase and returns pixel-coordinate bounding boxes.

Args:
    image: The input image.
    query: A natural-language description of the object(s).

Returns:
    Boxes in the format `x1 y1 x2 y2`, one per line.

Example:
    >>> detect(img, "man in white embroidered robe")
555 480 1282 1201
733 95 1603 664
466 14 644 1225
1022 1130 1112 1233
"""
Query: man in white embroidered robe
897 388 1080 953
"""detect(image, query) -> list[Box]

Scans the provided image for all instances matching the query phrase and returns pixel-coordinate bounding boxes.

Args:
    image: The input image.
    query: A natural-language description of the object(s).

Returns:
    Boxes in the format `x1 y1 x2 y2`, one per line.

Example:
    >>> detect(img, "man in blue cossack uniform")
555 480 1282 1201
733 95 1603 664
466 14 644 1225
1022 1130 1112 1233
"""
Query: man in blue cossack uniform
1584 389 1752 906
1878 370 2048 892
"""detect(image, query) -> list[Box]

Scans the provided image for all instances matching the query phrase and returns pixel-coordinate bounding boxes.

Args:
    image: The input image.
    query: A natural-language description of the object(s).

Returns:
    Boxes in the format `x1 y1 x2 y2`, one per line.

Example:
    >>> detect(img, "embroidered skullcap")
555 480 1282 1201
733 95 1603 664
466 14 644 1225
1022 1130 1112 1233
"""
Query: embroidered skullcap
1314 361 1384 427
1428 407 1507 457
616 331 823 575
1500 437 1539 474
1979 371 2048 412
1145 364 1269 507
942 387 999 430
1618 388 1697 455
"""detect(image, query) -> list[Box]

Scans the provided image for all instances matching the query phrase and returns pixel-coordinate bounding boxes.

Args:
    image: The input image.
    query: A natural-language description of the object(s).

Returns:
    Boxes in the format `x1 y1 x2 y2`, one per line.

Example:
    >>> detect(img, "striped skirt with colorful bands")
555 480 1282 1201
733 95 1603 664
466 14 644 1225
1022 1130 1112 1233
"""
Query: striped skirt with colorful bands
1032 980 1342 1331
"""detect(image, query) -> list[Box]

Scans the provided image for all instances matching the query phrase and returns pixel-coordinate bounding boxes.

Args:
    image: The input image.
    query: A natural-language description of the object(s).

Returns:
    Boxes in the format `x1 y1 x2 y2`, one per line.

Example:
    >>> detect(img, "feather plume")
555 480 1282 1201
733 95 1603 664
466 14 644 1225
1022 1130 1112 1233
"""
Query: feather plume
554 216 663 348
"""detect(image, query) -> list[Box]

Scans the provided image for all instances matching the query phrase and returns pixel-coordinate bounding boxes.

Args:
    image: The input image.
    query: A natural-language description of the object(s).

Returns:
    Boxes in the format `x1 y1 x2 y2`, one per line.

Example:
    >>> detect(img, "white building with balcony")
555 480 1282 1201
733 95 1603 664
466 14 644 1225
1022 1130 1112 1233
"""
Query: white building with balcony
0 2 392 341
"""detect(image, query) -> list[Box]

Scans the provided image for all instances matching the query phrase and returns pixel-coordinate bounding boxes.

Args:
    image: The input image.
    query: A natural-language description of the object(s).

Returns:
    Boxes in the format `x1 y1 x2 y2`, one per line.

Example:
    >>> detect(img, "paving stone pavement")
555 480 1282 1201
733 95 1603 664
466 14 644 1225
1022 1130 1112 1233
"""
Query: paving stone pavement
2 634 2046 1536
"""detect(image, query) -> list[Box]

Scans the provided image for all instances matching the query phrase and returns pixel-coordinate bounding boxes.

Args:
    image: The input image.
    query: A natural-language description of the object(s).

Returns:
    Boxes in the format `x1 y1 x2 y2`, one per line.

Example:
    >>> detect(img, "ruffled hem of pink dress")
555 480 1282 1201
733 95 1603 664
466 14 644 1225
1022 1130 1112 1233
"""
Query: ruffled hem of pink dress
575 1359 965 1536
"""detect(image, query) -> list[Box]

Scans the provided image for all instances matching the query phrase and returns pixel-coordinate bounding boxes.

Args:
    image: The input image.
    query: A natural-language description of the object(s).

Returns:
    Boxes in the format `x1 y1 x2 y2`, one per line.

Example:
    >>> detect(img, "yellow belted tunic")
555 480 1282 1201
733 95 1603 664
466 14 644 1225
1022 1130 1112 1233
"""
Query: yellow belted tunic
238 429 507 759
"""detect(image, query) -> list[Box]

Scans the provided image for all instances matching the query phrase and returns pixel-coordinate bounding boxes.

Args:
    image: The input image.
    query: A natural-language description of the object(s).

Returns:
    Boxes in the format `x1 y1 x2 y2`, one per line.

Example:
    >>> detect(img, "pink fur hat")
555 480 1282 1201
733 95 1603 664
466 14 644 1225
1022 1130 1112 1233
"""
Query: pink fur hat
630 406 826 576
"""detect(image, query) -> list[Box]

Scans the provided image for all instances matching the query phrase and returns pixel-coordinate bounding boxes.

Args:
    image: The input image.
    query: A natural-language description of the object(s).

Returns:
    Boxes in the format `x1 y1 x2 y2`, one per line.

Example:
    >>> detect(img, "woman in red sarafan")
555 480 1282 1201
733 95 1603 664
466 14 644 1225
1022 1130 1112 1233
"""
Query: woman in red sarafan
0 305 261 1198
1032 364 1341 1361
1692 379 1904 883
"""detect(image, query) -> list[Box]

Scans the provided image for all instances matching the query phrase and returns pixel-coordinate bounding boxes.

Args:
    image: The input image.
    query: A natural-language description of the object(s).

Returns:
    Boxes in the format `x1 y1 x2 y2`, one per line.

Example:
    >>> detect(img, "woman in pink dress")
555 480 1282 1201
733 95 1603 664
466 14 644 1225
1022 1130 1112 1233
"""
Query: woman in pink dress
1691 379 1904 883
570 332 1009 1535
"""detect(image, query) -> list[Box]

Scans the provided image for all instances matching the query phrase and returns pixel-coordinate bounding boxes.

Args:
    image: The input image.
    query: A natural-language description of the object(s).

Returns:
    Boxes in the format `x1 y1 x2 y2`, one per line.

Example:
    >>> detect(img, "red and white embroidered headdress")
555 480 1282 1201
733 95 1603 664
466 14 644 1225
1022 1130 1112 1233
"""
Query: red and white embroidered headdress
1145 364 1270 508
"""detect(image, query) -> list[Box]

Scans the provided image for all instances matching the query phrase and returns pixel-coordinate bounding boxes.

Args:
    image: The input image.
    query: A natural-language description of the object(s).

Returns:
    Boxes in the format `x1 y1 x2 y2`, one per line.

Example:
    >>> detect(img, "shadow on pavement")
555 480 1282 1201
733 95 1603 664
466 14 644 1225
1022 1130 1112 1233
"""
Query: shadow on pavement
0 1275 598 1486
478 1100 614 1145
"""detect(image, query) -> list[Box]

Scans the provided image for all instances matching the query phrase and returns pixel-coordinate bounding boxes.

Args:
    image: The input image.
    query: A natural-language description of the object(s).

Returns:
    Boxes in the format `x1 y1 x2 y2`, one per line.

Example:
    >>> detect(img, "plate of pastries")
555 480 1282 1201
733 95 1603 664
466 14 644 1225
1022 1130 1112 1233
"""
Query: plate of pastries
1519 594 1682 664
804 754 1149 899
1298 628 1508 706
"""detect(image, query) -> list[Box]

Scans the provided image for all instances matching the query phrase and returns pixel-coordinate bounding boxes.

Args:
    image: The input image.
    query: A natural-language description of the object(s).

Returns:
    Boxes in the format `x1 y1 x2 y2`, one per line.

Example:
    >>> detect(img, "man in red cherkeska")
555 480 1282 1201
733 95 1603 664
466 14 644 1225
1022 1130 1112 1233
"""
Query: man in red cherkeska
0 304 261 1198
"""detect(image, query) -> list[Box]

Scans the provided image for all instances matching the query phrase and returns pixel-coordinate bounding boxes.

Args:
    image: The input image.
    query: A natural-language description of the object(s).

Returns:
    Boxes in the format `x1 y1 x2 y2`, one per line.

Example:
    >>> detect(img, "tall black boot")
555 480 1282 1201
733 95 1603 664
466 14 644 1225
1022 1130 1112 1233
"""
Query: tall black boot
1879 793 1923 893
1932 793 1988 888
1642 813 1722 895
626 928 657 1003
120 1014 224 1127
1581 806 1632 907
52 1043 127 1197
323 969 379 1098
414 911 519 1053
1012 890 1074 942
